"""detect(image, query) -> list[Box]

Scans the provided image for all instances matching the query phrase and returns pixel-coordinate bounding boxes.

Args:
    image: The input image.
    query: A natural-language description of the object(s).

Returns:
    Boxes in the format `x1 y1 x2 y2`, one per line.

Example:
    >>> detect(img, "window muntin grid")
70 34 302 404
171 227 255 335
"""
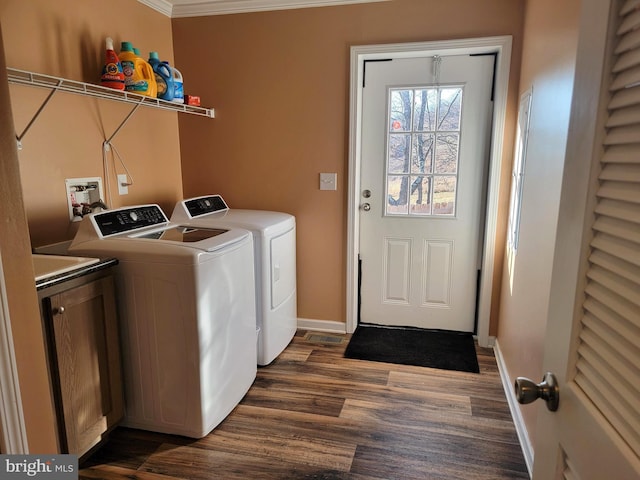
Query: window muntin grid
386 86 463 217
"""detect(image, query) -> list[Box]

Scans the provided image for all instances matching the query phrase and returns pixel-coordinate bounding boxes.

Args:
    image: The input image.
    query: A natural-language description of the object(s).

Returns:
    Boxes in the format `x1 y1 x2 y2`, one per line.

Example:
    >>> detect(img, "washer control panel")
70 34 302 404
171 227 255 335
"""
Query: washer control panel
92 205 168 237
184 195 228 218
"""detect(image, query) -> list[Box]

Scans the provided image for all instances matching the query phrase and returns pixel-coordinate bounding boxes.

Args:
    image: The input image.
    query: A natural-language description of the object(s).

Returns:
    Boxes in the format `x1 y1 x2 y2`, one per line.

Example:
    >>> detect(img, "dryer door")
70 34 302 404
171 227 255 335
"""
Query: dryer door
270 229 296 309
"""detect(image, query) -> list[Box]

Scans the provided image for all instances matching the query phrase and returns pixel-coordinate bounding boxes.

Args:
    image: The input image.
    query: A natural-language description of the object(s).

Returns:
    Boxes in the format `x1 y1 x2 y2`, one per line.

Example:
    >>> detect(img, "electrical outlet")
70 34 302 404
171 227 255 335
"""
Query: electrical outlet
118 174 129 195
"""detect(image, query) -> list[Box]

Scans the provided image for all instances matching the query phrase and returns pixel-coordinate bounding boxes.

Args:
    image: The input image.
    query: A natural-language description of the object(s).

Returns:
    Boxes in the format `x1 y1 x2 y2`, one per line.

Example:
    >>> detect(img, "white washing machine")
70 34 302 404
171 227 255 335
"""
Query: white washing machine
69 204 257 438
171 195 297 366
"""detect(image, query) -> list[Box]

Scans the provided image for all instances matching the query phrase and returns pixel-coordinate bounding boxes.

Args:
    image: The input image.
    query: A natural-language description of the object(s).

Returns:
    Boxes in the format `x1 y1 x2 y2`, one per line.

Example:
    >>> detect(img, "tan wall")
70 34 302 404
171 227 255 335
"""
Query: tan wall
172 0 525 325
0 24 58 453
0 0 184 248
496 0 581 445
0 0 181 452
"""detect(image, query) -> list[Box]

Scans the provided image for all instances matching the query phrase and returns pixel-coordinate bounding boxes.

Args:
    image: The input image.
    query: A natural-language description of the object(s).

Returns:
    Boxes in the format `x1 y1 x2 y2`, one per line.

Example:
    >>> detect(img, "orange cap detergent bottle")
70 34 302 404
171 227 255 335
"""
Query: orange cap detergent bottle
118 41 157 97
100 37 125 90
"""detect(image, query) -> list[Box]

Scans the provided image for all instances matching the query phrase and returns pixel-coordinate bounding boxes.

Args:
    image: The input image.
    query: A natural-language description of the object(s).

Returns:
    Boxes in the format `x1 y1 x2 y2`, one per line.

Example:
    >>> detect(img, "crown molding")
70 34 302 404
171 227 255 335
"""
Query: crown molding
139 0 388 17
138 0 174 17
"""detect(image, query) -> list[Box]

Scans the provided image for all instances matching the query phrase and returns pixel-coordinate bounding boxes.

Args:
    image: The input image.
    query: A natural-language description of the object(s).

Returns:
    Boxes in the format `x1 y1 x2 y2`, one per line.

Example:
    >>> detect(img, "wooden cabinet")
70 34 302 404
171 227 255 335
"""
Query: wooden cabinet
40 273 123 457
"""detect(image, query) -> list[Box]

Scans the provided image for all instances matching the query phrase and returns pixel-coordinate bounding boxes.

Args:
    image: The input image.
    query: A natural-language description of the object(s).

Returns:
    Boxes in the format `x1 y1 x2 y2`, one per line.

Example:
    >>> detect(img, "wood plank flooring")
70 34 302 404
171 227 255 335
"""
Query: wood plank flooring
79 330 529 479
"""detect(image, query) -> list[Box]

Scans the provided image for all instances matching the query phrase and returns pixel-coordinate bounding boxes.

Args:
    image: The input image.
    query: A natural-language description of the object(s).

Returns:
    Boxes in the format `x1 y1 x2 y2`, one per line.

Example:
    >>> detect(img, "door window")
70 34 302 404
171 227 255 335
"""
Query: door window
386 86 463 217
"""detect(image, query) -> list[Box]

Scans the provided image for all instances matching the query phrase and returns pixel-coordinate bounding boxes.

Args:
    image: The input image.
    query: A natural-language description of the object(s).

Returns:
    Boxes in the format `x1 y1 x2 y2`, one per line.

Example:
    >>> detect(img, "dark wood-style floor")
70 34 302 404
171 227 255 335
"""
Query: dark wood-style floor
79 330 529 479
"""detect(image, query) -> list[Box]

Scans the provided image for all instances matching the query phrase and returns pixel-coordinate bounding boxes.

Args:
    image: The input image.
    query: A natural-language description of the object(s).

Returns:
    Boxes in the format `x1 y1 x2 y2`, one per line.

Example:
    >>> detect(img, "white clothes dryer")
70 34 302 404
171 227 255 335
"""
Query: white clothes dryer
69 204 256 438
171 195 297 366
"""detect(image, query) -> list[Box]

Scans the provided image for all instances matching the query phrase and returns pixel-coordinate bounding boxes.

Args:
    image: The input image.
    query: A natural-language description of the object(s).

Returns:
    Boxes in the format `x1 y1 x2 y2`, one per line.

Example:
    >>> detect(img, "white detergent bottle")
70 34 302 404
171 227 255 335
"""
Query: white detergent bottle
172 67 184 103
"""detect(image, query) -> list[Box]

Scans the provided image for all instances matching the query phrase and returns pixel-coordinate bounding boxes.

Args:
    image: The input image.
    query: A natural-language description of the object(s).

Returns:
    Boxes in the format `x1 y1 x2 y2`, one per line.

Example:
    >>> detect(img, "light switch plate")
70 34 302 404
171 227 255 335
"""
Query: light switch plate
320 173 337 191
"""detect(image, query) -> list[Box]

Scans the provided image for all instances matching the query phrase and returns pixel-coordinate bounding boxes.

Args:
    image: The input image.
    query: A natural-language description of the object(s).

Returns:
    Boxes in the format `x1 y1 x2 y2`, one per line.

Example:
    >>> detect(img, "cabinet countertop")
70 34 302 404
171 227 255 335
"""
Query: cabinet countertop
36 257 118 291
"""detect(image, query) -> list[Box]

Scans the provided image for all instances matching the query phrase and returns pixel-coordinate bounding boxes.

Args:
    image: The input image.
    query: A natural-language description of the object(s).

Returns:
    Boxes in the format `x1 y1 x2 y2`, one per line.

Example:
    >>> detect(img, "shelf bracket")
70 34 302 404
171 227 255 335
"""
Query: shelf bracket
15 80 61 150
104 98 145 146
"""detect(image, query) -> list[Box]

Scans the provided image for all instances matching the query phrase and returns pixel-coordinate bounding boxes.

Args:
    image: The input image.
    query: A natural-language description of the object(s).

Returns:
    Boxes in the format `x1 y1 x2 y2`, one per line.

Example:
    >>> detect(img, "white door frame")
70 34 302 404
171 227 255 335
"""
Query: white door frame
346 36 512 347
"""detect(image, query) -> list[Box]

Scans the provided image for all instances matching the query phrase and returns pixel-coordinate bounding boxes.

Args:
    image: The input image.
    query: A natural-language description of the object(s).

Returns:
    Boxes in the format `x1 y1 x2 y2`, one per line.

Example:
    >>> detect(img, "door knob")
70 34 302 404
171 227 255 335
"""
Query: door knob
362 189 371 198
515 372 559 412
361 203 371 211
52 306 65 315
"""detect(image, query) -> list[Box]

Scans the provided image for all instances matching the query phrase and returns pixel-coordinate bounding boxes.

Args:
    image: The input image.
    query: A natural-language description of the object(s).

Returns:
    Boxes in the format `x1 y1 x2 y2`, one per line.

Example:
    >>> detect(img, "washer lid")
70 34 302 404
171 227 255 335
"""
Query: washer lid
126 225 249 253
71 204 252 255
132 225 228 243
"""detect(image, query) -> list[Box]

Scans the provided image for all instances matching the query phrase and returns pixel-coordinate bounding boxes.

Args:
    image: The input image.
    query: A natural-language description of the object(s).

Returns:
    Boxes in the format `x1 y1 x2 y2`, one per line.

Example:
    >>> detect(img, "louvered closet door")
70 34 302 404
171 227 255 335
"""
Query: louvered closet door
532 0 640 478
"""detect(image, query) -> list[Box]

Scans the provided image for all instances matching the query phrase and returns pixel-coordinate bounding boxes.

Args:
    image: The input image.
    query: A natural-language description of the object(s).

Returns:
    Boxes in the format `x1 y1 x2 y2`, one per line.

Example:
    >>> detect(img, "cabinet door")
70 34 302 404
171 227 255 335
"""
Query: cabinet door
49 276 123 455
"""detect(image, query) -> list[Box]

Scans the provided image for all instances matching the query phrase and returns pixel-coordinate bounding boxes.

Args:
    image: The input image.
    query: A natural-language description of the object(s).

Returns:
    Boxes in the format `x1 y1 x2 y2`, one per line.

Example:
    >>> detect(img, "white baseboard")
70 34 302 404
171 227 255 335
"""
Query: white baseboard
494 339 534 478
297 318 347 334
474 335 496 348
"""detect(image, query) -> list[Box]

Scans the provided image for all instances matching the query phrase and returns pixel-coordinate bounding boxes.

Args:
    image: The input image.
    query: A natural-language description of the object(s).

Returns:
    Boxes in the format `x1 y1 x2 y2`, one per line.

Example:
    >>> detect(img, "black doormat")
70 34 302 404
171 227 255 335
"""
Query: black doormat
344 324 480 373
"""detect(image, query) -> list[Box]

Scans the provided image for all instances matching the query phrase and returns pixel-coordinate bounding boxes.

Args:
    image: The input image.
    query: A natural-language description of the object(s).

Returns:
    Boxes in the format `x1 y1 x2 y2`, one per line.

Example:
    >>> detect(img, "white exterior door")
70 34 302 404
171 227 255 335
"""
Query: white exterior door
359 55 493 332
532 0 640 477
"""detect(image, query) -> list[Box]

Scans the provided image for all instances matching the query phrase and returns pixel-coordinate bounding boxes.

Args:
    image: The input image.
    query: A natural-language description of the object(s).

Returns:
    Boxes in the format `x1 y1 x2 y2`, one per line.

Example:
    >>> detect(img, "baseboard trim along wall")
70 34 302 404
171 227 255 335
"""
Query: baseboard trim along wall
493 339 534 477
297 318 347 334
476 335 496 347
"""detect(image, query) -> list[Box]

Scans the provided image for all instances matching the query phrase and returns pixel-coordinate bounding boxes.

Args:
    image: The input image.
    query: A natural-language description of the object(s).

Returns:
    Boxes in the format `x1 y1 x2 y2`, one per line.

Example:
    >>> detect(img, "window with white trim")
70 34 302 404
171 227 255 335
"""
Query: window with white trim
385 86 463 217
507 88 532 251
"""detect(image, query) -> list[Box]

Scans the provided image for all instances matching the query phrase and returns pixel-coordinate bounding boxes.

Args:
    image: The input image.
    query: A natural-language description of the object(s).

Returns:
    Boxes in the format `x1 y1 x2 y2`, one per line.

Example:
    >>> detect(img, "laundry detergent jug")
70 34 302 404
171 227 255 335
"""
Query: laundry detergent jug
100 37 125 90
148 52 175 101
119 42 157 97
172 67 184 104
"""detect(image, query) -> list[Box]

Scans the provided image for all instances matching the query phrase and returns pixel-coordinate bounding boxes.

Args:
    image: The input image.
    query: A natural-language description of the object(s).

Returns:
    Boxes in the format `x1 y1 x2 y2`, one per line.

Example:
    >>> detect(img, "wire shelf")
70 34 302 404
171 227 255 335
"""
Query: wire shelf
7 68 215 118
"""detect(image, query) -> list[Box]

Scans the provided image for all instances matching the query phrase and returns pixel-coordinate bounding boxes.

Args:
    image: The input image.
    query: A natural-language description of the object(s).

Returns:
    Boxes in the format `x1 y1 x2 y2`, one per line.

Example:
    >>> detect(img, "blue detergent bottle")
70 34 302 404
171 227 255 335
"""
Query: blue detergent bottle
148 51 175 101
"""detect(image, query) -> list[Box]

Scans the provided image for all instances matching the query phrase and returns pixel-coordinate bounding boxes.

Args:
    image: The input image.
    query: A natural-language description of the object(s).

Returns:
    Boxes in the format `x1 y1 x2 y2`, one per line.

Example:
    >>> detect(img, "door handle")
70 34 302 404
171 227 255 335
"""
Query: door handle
361 203 371 211
514 372 559 412
52 306 66 315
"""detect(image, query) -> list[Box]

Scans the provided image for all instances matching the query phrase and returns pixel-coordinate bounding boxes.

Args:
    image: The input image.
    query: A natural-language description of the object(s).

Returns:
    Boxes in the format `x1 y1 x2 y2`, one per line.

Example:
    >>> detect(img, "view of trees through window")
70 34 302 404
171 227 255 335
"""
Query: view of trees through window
386 86 463 216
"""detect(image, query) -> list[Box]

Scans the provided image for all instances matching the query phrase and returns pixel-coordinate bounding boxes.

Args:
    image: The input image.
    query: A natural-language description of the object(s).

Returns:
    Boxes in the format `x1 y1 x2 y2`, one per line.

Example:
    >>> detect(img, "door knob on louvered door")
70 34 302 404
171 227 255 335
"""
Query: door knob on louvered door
515 372 559 412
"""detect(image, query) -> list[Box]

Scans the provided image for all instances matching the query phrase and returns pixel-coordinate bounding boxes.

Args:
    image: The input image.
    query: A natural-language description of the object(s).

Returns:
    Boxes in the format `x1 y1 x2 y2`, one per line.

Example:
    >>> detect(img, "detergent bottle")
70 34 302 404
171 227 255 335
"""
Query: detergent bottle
119 41 157 97
171 67 184 103
100 37 125 90
148 52 175 101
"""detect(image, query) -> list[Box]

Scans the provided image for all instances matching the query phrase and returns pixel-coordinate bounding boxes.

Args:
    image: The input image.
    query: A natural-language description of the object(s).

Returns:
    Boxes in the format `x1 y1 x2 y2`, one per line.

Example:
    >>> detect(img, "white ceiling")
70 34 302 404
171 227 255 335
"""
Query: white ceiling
138 0 387 17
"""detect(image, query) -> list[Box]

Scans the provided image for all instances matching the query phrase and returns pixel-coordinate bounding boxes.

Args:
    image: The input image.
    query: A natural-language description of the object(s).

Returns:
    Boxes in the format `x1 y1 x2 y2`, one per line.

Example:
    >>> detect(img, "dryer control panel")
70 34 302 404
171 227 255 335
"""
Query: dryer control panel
184 195 228 218
92 205 169 237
